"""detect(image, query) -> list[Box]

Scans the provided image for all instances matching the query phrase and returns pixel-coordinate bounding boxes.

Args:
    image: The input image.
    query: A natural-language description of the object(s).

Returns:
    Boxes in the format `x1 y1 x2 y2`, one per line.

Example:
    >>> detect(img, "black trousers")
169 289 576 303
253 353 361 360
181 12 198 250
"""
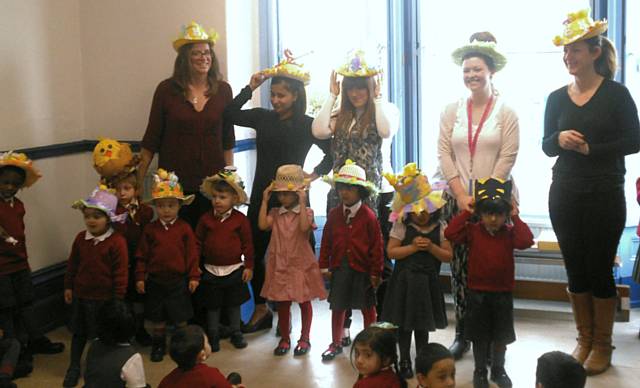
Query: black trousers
548 181 625 298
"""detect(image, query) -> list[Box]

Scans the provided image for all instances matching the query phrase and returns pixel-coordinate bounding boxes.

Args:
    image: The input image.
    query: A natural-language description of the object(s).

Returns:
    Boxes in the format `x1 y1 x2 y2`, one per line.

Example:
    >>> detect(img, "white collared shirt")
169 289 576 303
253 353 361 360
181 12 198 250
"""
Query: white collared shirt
159 218 177 230
278 205 301 215
84 228 114 246
214 208 233 222
342 201 362 223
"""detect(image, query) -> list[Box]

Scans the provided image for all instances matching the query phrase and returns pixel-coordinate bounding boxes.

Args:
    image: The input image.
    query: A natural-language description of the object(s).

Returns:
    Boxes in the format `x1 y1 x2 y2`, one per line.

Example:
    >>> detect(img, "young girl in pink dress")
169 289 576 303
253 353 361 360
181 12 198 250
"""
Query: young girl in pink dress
258 164 327 356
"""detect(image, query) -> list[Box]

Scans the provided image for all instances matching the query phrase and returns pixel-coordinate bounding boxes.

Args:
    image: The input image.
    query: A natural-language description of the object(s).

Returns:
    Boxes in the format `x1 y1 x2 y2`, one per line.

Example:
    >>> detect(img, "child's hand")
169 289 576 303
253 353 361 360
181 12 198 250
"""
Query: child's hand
411 236 424 251
370 276 381 288
262 184 273 203
188 280 199 293
64 289 73 304
511 201 520 217
322 271 332 282
136 281 145 294
297 188 307 203
242 268 253 283
418 237 432 251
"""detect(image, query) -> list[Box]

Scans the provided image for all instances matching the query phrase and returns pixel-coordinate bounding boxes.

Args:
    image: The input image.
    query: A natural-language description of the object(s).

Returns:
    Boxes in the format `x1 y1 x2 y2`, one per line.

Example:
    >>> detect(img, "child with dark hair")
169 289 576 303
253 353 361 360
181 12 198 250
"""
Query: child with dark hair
350 324 406 388
415 343 455 388
158 325 242 388
83 299 148 388
320 160 384 361
63 187 129 387
445 178 534 388
536 351 586 388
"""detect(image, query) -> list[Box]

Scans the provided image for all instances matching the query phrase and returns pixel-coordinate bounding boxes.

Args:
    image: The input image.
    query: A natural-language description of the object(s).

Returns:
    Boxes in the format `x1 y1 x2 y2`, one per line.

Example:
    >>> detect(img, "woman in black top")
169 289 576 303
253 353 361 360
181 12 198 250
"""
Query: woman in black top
224 62 332 333
543 10 639 376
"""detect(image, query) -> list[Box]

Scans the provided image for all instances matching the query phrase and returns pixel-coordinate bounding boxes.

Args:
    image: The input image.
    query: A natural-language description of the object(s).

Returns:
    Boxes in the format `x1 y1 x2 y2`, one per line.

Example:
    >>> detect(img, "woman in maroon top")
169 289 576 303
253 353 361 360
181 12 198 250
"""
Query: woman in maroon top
138 22 234 229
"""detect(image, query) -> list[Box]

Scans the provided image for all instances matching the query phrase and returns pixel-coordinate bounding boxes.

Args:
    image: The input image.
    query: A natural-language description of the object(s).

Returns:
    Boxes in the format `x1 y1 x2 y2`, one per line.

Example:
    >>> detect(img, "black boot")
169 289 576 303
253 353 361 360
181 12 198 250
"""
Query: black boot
473 368 489 388
150 336 166 362
449 319 470 360
490 345 512 388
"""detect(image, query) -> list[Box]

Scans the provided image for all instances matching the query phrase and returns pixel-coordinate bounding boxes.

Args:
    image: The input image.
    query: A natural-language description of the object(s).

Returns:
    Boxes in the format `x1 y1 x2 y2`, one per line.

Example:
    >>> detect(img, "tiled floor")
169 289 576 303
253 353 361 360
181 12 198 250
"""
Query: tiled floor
16 303 640 387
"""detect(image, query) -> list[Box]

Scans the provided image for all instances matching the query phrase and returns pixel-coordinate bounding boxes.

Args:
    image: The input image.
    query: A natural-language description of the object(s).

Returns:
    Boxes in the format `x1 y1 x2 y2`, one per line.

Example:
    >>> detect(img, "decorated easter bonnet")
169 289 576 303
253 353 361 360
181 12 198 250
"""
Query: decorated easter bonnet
383 163 446 223
91 138 140 187
201 166 248 205
149 169 194 205
262 49 311 85
72 186 127 223
0 151 42 187
272 164 309 192
336 50 381 78
452 38 507 72
323 159 377 194
473 177 512 203
173 21 219 51
553 9 607 46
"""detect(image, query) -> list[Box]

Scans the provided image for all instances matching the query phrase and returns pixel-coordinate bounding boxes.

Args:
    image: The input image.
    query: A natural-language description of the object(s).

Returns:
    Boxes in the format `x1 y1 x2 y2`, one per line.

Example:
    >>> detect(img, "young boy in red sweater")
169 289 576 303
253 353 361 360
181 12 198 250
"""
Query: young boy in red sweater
0 152 64 365
136 169 200 363
445 178 534 388
319 160 384 361
196 167 253 352
63 187 129 387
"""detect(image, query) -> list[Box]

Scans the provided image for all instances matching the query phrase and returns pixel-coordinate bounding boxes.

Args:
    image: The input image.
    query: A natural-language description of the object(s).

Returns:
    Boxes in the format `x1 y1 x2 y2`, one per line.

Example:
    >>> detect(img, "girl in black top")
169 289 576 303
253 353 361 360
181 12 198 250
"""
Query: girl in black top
543 11 640 376
224 63 332 333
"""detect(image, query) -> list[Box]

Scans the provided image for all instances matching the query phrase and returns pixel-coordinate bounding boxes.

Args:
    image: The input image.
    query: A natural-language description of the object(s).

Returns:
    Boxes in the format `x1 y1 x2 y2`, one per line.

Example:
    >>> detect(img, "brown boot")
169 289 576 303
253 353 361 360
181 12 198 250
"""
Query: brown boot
567 290 593 363
583 296 616 375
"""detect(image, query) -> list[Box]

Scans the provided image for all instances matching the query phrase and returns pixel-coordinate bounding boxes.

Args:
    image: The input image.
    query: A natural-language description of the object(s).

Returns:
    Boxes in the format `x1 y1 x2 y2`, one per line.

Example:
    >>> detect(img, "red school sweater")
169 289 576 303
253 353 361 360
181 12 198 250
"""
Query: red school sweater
353 368 402 388
319 204 384 277
444 211 534 292
158 363 232 388
135 219 200 283
113 202 154 255
195 209 254 269
64 231 129 300
0 198 30 275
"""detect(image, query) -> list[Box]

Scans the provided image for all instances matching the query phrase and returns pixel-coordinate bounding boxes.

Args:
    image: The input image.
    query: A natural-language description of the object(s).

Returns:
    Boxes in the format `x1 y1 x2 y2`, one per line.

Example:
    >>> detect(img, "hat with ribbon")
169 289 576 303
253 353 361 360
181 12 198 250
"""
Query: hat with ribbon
0 151 42 188
149 169 194 205
553 9 607 46
271 164 309 192
323 159 377 194
173 21 220 51
336 50 381 78
72 185 127 223
451 39 507 72
201 166 248 205
261 49 311 85
383 163 447 222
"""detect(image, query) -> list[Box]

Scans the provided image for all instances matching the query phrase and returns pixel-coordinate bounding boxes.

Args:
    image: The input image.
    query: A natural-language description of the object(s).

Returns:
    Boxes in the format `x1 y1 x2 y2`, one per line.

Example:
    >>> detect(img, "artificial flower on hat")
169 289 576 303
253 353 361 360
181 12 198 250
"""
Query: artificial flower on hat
0 151 42 188
553 9 608 46
200 166 248 205
271 164 310 192
451 39 507 72
473 177 512 203
149 169 195 205
72 185 128 224
336 50 381 78
383 163 447 223
261 49 311 85
172 21 220 51
323 159 377 194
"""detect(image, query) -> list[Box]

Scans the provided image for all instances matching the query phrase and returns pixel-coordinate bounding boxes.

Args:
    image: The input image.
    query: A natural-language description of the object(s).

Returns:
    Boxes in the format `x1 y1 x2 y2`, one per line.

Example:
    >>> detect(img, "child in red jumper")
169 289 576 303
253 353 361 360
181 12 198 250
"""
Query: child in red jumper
445 178 534 388
63 187 129 387
320 160 384 361
196 167 253 352
351 324 406 388
136 169 200 363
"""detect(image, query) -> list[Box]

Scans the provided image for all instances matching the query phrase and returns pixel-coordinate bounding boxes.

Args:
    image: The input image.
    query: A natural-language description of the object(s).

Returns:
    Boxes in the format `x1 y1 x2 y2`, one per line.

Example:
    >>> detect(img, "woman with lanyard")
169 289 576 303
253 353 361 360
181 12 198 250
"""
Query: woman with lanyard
438 32 520 360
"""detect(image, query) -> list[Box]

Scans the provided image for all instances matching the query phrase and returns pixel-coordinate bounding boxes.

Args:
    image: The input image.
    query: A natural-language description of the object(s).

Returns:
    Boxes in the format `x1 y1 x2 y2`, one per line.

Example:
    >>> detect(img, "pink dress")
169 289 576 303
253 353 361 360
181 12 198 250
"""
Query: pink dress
261 207 327 303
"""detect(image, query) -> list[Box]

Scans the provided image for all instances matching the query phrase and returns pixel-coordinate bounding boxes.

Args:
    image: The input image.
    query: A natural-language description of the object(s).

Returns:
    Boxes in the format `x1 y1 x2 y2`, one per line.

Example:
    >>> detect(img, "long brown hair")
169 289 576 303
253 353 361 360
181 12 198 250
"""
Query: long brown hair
584 35 618 80
171 42 222 96
334 76 376 135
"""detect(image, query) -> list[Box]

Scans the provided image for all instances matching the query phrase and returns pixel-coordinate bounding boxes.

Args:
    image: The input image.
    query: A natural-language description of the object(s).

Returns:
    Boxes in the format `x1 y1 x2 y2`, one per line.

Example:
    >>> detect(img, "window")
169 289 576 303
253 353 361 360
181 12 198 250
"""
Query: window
625 0 640 223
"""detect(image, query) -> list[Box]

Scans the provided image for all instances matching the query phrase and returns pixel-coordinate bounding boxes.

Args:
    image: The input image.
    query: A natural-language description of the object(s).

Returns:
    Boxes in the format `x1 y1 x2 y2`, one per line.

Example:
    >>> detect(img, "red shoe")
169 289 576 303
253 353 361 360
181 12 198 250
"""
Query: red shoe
294 339 311 356
321 343 343 361
273 339 290 356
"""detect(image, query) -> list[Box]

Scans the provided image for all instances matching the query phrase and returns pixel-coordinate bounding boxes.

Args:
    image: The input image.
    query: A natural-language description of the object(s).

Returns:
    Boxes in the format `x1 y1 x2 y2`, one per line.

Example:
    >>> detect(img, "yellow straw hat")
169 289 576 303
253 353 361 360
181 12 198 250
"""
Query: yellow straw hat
200 166 248 205
553 9 608 46
0 151 41 188
336 50 381 78
261 49 311 85
148 169 194 205
172 21 219 51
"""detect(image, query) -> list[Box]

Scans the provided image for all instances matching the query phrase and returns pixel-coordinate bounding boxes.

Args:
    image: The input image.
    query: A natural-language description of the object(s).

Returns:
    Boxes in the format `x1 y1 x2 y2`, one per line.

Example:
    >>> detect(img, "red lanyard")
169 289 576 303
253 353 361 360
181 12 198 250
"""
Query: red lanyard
467 95 494 159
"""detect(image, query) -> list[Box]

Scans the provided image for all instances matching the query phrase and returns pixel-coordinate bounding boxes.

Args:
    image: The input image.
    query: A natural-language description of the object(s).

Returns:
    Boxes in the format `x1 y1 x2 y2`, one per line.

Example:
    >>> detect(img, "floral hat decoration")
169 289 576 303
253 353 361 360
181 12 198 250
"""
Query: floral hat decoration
323 159 377 194
552 9 608 46
201 166 248 205
261 49 311 85
271 164 309 192
336 50 381 78
149 169 194 205
72 185 127 224
451 39 507 72
0 151 42 188
173 21 220 51
383 163 447 223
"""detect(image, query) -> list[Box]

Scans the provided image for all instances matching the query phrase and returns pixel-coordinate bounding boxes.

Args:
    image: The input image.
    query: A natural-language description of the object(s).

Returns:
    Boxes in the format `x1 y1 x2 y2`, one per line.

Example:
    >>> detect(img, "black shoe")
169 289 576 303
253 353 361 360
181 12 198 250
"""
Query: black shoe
63 366 81 387
294 339 311 356
14 350 33 378
273 339 290 356
490 366 513 388
210 335 220 352
150 337 166 362
241 311 273 334
449 320 470 360
341 336 352 347
473 368 489 388
230 333 247 349
29 336 65 354
399 359 414 379
321 343 343 361
0 375 16 388
135 328 153 347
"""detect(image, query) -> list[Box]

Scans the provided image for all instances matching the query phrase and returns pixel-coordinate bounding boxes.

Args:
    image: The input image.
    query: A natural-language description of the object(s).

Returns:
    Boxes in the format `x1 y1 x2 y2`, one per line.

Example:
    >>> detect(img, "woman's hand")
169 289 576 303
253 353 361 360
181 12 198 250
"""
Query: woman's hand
136 281 145 294
330 71 340 96
242 268 253 283
64 289 73 304
558 130 586 151
304 171 319 182
188 280 199 293
250 72 268 91
373 73 383 99
456 194 474 213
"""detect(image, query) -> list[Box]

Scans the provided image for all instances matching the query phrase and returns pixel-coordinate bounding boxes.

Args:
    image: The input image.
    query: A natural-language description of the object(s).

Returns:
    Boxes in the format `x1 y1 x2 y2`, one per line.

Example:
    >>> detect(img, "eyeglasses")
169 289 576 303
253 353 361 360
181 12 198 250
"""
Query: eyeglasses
190 50 213 58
